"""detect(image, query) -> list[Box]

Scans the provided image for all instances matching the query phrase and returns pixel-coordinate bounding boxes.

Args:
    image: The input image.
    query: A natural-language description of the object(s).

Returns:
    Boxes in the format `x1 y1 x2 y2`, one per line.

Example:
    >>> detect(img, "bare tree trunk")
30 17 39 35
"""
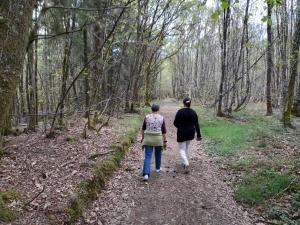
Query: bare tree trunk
292 81 300 116
34 8 38 126
19 70 26 119
280 0 288 107
233 0 251 112
0 0 36 141
266 1 274 115
283 0 300 126
59 14 71 127
26 45 36 131
83 28 90 122
217 1 231 117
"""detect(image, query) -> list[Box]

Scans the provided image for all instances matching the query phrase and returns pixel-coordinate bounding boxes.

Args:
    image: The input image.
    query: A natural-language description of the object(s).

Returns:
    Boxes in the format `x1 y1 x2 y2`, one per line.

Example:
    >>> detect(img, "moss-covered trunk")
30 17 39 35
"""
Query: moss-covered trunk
292 82 300 116
283 0 300 126
0 1 36 140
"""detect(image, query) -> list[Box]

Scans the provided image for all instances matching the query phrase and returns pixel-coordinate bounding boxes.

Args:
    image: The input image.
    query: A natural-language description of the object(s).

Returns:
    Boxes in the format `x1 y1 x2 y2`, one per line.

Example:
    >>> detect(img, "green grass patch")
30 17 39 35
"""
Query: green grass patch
266 207 300 225
194 106 284 156
235 170 293 205
0 191 20 222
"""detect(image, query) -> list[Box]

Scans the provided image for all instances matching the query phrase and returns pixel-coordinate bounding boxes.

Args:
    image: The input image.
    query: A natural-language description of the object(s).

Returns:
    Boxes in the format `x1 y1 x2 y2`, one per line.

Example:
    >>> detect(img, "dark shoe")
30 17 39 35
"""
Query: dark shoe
183 165 190 174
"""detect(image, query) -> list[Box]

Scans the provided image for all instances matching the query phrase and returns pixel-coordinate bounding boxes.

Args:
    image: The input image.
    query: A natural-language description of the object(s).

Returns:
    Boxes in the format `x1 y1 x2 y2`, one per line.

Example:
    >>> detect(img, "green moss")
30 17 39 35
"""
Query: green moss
66 137 78 144
66 113 142 224
0 191 20 222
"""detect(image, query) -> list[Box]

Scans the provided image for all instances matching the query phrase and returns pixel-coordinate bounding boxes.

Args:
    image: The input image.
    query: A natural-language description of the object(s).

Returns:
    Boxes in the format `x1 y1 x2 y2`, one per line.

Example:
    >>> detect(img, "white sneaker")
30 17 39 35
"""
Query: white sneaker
155 169 161 172
143 175 149 181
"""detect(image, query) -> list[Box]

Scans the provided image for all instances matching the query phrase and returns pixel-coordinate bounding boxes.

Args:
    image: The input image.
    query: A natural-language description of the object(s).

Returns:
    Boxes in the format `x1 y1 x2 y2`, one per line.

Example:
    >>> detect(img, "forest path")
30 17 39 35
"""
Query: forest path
78 100 253 225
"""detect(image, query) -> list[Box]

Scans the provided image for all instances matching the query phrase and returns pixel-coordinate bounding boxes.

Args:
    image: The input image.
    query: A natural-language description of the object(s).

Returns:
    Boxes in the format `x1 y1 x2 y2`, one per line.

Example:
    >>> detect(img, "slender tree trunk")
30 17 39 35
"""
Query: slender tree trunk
266 1 274 115
145 50 156 106
19 69 26 119
281 0 288 107
194 43 199 98
217 2 231 116
26 45 36 131
292 81 300 116
34 8 38 126
283 0 300 126
59 15 71 127
83 28 90 121
34 41 38 126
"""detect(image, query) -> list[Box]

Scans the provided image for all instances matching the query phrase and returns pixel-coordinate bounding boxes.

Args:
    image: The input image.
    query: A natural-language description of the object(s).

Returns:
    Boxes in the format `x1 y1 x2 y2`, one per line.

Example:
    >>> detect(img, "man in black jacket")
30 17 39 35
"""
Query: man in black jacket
173 97 202 173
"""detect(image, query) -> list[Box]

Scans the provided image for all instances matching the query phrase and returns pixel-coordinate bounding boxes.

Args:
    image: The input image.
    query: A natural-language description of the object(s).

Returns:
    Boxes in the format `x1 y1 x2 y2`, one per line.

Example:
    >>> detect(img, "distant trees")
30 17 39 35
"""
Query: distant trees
0 0 189 138
171 0 300 126
1 0 300 137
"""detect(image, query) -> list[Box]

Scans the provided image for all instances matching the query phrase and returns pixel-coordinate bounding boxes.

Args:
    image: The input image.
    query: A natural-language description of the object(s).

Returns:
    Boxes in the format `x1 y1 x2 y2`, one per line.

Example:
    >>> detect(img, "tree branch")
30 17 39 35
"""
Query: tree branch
44 5 131 11
48 0 134 135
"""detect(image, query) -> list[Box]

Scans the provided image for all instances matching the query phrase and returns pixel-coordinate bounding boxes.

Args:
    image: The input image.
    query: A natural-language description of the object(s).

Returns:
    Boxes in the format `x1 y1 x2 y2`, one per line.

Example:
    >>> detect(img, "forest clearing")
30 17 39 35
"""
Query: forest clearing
1 0 300 224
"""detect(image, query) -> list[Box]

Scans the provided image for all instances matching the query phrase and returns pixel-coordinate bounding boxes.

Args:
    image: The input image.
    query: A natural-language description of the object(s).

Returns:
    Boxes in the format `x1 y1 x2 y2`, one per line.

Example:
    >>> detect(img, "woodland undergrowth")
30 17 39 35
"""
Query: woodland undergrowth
196 104 300 224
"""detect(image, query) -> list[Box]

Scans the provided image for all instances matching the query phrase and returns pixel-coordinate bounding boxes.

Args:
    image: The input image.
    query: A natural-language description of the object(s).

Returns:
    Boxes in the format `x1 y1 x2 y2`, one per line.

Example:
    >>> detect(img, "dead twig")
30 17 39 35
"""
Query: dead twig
273 177 298 200
22 186 45 209
88 151 113 160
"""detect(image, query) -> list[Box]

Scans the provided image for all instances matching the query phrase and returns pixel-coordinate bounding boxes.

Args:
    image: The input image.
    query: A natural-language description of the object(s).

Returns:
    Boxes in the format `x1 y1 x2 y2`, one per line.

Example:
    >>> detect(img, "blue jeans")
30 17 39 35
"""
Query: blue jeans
143 145 162 176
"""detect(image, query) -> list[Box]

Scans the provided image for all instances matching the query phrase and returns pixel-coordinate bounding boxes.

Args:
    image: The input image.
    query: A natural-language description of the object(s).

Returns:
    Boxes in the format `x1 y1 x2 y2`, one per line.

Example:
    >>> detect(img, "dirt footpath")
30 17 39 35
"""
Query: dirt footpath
77 101 253 225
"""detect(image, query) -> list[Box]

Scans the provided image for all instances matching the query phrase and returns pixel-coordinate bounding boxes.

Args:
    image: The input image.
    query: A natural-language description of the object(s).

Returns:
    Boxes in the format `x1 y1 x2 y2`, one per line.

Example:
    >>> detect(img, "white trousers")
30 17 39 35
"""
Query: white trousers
178 141 191 166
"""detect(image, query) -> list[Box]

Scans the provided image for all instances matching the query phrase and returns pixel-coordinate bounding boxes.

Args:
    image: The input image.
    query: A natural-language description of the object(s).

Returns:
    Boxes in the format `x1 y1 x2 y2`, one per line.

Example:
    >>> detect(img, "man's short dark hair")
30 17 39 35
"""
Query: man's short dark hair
183 97 191 107
151 104 160 112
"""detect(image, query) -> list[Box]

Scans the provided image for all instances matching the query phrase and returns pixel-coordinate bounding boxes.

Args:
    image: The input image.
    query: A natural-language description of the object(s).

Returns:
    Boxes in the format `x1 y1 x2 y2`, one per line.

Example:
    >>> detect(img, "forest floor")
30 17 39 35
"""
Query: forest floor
0 114 140 225
76 100 253 225
1 100 299 225
195 103 300 225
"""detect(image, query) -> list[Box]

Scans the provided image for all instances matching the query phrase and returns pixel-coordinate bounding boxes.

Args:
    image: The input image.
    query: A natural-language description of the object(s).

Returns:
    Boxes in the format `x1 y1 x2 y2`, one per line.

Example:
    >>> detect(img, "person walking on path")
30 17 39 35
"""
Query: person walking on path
141 104 167 181
174 97 202 173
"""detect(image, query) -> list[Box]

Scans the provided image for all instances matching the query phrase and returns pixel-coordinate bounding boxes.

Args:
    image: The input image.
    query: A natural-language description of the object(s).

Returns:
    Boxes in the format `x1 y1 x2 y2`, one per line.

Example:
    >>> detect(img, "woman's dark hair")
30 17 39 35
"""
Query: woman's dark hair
183 97 191 107
151 104 160 112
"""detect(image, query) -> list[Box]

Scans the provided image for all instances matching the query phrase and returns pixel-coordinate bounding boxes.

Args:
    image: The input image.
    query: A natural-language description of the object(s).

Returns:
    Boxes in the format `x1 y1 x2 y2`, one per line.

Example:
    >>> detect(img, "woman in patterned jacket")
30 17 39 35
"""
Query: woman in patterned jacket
141 104 167 181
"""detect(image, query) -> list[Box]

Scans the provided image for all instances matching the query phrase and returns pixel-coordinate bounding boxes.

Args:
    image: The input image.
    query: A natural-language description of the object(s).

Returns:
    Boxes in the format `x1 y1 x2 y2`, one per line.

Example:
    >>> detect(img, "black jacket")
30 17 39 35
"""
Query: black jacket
173 107 201 142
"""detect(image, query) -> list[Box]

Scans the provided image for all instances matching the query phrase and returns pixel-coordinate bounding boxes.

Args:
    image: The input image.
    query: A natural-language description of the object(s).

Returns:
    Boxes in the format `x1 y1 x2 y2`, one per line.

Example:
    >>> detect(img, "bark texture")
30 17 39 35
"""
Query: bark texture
283 0 300 126
0 1 36 135
266 1 273 115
